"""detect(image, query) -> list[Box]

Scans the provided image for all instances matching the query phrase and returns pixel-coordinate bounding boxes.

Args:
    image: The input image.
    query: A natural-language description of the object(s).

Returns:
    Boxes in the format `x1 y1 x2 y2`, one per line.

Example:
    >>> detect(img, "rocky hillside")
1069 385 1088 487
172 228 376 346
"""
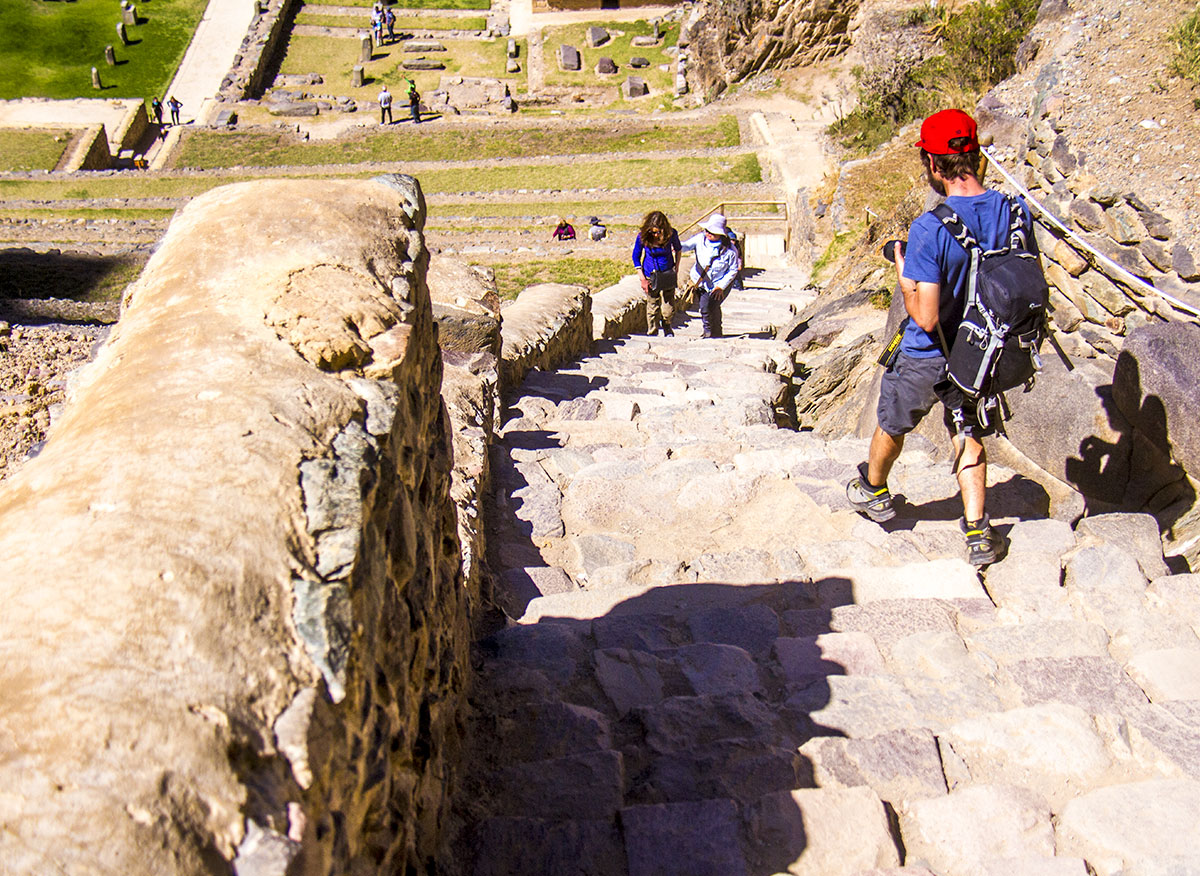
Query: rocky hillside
785 0 1200 567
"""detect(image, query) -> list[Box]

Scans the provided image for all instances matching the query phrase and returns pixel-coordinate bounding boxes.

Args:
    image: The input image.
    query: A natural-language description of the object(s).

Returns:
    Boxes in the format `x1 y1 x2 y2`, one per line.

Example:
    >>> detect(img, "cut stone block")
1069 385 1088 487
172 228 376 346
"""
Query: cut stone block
404 40 447 52
669 642 763 697
786 675 921 738
596 56 617 75
941 703 1115 807
1056 779 1200 876
636 739 801 803
898 784 1055 876
812 559 986 605
402 58 445 71
489 750 624 819
631 35 660 47
799 727 948 803
586 26 609 47
963 620 1111 664
623 76 649 99
743 786 901 876
630 56 651 68
686 603 780 657
472 817 626 876
1124 648 1200 702
558 44 581 71
1002 655 1149 712
623 799 748 876
1075 512 1170 580
488 701 612 763
594 648 667 715
774 632 885 686
634 693 780 753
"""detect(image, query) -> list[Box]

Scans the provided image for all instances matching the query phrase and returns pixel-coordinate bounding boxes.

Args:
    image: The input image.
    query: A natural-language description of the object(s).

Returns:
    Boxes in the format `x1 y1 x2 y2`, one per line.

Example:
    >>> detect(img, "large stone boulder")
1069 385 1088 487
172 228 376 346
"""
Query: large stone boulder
1113 323 1200 477
0 176 469 875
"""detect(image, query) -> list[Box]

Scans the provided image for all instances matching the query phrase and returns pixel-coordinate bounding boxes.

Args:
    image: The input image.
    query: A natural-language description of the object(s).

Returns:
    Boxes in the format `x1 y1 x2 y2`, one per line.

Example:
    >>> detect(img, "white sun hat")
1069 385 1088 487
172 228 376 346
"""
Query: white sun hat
700 213 728 236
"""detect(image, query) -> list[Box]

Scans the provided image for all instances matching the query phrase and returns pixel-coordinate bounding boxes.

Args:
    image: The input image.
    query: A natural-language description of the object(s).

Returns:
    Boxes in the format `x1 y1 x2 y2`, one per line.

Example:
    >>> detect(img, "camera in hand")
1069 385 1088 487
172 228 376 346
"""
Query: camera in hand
881 240 907 263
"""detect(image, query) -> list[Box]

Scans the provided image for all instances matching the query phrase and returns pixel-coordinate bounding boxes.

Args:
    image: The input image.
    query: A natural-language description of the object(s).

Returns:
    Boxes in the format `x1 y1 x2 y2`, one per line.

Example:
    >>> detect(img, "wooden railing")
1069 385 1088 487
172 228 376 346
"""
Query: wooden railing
677 200 790 246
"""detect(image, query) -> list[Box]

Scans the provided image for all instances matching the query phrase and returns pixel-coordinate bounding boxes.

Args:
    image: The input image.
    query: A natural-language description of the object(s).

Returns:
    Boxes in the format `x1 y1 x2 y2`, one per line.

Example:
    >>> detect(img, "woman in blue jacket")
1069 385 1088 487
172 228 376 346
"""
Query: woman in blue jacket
632 211 682 336
680 213 741 338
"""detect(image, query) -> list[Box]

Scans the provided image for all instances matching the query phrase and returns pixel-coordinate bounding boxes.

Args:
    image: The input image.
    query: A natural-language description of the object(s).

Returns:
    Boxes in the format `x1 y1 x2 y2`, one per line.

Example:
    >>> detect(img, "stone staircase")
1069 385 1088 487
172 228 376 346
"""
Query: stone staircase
450 269 1200 875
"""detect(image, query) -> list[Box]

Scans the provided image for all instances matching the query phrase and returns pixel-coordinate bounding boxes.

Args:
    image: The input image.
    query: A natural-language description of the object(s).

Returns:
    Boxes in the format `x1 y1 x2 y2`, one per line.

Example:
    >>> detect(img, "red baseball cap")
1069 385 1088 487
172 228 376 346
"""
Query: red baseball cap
915 109 979 154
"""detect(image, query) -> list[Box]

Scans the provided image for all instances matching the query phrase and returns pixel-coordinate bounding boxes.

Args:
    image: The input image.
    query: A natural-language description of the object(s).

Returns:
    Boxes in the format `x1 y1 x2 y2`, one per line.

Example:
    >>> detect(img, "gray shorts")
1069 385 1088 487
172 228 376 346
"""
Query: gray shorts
877 352 992 438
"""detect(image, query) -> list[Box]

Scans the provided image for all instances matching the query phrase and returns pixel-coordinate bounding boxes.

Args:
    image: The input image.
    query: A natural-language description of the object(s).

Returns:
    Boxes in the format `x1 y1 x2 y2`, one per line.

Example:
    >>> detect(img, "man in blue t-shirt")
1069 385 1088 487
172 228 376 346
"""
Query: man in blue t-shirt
846 108 1034 566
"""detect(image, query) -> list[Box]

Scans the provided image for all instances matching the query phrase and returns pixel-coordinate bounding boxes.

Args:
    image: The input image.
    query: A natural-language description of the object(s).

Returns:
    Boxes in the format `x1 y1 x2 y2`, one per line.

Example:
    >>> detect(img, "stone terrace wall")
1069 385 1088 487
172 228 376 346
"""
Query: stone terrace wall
498 283 592 392
0 176 468 875
218 0 303 103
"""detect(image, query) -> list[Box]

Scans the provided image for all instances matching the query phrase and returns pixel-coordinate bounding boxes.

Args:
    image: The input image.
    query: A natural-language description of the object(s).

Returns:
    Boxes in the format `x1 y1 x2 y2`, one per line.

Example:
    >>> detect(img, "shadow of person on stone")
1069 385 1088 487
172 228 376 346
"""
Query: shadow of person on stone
877 472 1050 535
1066 356 1195 552
453 575 925 876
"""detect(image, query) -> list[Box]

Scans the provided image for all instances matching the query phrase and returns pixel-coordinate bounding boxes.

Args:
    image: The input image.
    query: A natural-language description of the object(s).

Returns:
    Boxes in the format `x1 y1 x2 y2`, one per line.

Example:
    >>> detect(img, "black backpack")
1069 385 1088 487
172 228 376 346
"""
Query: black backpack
933 195 1047 422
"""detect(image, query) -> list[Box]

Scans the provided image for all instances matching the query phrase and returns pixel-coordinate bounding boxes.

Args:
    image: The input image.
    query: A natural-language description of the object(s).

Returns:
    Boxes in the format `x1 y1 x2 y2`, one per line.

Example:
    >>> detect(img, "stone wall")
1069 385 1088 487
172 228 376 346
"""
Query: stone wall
498 283 593 392
218 0 303 103
0 176 469 875
65 124 112 171
682 0 858 98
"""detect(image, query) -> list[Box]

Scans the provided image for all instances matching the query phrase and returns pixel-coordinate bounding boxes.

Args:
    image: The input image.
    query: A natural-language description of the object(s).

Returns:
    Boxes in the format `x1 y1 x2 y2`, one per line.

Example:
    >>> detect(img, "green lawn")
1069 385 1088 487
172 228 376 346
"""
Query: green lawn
296 12 488 29
173 115 738 168
0 153 761 201
0 0 208 100
486 257 628 300
0 129 72 172
541 18 679 95
276 33 518 99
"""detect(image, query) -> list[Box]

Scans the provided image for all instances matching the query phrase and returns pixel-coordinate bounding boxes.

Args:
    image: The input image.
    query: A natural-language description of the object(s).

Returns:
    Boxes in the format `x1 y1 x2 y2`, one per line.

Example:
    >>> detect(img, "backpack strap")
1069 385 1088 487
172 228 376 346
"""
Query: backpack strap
932 203 982 312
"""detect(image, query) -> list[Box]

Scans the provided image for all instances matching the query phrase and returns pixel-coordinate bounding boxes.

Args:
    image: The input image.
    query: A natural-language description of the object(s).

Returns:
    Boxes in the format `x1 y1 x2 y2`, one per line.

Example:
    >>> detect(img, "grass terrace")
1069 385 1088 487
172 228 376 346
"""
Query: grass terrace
0 0 208 100
295 11 489 30
171 115 739 168
541 18 679 94
485 257 628 300
275 33 519 99
0 130 73 172
0 153 761 200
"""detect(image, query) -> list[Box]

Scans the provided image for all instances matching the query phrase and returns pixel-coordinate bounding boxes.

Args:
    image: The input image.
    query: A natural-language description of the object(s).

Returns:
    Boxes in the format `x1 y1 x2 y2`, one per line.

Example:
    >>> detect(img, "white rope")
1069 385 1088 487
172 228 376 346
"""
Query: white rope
982 146 1200 321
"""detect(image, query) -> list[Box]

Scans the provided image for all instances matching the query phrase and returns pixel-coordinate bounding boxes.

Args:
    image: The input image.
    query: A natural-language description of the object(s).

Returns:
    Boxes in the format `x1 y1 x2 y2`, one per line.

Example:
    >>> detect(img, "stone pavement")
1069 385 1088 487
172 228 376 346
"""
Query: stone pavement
450 269 1200 875
162 0 258 126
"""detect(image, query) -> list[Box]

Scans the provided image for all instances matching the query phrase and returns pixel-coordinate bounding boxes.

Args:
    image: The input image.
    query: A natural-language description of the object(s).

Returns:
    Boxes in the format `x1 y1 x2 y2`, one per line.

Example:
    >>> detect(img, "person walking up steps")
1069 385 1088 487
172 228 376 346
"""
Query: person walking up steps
632 210 681 336
378 84 393 125
680 213 741 338
846 108 1037 567
167 96 182 125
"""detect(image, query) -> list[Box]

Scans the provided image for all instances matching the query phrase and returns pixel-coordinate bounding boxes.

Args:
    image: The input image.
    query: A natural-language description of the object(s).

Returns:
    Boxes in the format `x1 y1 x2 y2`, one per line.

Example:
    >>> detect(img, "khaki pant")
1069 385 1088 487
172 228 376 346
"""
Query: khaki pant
641 274 675 333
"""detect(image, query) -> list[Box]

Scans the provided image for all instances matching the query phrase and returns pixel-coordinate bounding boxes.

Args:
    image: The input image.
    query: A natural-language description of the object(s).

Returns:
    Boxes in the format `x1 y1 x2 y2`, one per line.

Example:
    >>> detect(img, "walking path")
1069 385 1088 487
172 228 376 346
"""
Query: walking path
451 268 1200 875
162 0 257 126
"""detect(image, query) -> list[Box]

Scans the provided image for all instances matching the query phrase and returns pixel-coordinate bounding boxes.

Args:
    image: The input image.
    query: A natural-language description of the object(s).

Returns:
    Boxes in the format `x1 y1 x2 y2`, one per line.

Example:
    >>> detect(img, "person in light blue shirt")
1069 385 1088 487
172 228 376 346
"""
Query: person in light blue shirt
680 213 741 338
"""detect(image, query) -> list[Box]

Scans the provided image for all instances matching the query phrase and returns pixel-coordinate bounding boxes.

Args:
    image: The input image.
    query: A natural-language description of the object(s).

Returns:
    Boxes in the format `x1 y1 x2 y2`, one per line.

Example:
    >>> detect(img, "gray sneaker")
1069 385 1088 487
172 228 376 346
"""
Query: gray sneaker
961 515 1003 567
846 462 895 522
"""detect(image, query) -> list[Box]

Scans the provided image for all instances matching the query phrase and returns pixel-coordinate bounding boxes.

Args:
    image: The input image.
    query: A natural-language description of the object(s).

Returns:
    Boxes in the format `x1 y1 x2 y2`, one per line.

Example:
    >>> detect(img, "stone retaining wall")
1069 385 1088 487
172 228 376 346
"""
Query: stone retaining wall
0 175 469 875
65 123 112 171
498 283 592 392
218 0 303 102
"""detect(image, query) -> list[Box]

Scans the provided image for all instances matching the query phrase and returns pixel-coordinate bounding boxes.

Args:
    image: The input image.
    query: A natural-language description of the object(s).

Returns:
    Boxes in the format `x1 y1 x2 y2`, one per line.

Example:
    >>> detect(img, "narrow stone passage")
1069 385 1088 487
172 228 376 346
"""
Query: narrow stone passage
450 273 1200 876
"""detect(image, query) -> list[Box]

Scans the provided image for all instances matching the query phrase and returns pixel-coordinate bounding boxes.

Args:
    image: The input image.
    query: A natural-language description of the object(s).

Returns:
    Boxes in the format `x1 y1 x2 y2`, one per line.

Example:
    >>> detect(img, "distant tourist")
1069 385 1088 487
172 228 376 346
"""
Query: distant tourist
632 210 681 336
371 9 384 46
385 7 396 43
378 85 393 124
150 97 163 125
166 96 182 125
407 79 421 124
680 213 741 338
552 218 576 241
588 216 607 241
